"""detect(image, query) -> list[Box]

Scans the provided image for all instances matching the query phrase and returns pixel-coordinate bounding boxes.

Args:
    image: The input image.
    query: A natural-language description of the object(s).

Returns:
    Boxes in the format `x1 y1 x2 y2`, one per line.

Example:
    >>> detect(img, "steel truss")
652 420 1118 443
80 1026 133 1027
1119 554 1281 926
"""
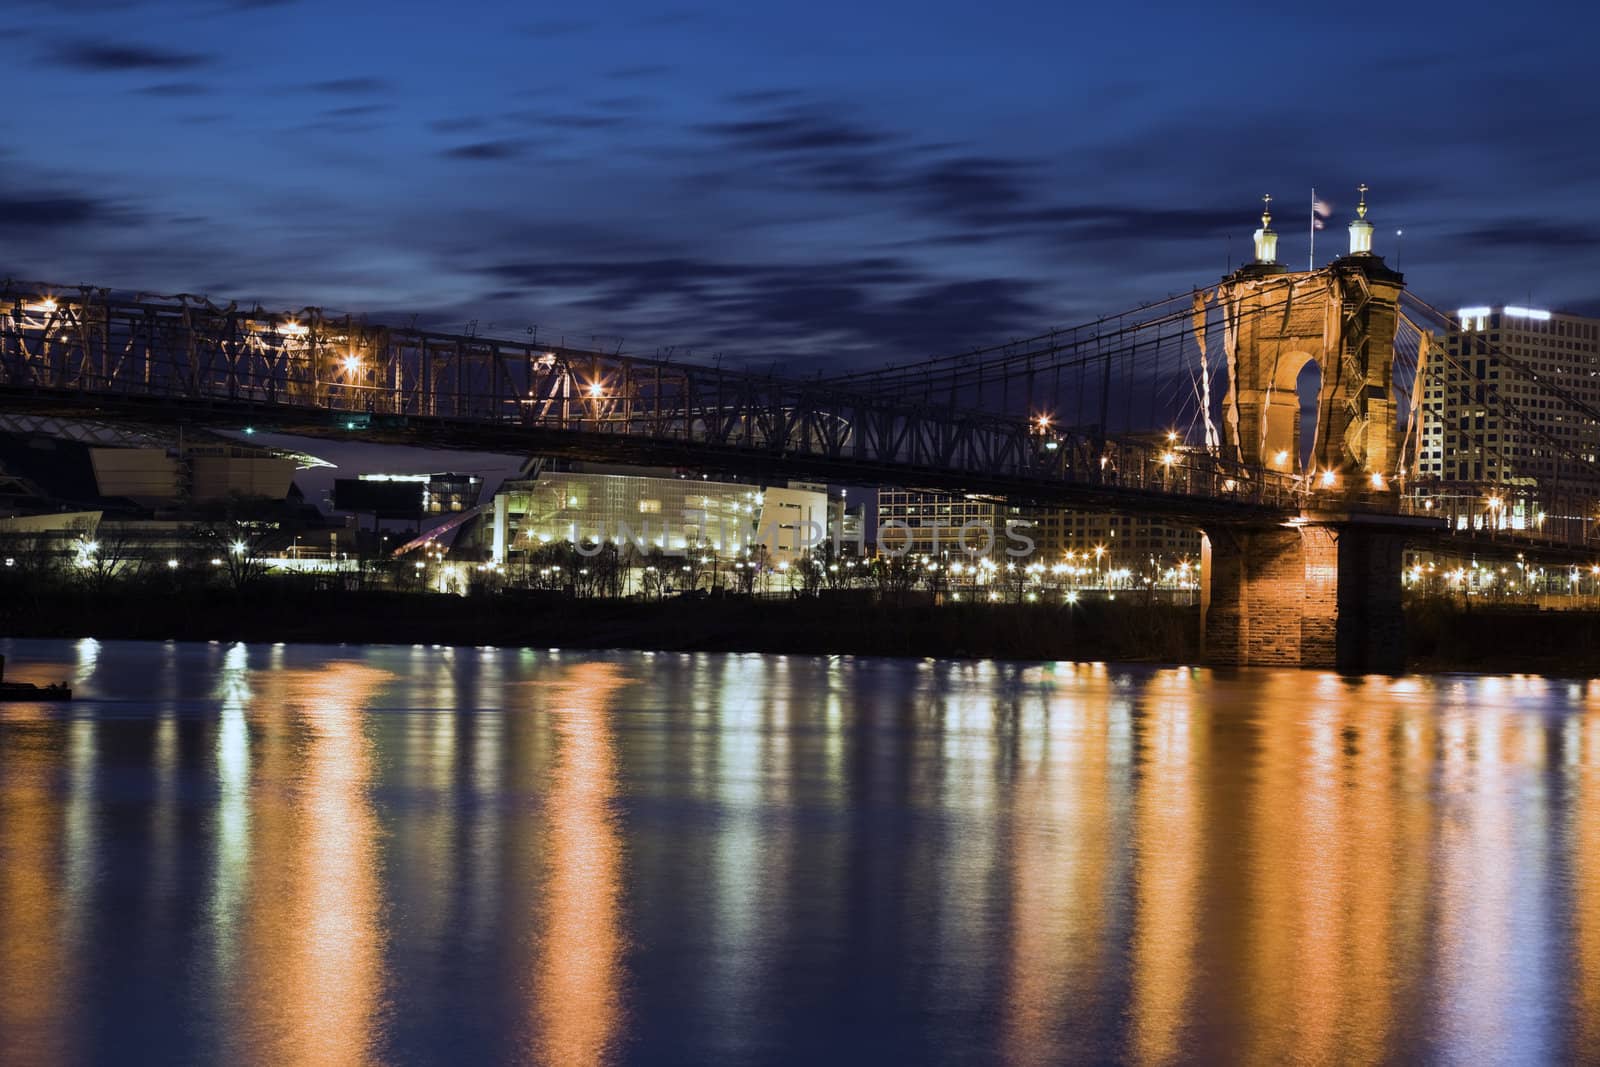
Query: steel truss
0 282 1305 520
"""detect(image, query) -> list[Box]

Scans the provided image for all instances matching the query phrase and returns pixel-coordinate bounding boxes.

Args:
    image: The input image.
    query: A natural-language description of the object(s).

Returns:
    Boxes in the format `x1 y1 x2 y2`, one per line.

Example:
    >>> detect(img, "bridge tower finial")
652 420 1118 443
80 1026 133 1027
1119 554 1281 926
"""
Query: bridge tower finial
1348 183 1374 255
1253 194 1279 264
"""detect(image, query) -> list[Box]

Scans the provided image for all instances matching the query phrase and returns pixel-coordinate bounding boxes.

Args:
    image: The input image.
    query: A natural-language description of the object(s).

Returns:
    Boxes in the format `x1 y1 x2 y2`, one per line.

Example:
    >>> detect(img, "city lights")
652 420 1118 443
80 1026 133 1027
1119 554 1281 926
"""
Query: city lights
1320 470 1337 488
342 353 363 375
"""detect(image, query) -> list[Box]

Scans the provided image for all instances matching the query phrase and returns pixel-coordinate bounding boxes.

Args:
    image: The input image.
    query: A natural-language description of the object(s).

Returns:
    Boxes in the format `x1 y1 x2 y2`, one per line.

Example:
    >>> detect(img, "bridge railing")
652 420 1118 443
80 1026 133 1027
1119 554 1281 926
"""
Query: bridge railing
1401 482 1600 551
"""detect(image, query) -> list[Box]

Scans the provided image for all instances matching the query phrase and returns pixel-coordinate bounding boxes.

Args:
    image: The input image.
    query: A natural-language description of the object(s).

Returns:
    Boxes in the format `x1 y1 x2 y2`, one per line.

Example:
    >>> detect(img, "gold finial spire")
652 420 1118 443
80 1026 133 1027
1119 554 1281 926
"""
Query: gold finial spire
1261 193 1273 228
1357 183 1368 219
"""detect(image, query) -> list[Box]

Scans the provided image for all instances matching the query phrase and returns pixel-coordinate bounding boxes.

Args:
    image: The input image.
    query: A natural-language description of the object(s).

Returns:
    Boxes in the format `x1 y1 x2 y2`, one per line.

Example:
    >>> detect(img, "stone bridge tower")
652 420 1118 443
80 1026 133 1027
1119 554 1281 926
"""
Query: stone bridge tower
1201 190 1421 673
1216 187 1405 483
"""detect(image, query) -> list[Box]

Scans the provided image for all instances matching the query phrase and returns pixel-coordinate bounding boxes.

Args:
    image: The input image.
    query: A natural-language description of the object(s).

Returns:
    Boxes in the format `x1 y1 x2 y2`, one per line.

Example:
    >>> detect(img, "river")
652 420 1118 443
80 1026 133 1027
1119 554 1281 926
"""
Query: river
1 638 1597 1064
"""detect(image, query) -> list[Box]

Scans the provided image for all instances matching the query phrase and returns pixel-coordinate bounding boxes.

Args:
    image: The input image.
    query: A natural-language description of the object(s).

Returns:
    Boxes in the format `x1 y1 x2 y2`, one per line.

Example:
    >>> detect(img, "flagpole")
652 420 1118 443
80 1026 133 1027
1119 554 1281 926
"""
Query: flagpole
1309 187 1315 271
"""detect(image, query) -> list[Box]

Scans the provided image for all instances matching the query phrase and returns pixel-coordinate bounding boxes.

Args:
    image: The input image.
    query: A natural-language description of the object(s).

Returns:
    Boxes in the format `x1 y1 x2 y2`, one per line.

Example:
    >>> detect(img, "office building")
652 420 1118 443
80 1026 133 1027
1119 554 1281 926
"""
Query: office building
1418 305 1600 489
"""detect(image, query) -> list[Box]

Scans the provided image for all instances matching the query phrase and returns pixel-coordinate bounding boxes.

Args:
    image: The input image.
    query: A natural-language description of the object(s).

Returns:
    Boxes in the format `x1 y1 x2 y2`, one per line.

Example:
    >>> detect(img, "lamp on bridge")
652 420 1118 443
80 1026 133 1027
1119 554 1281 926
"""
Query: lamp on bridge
1348 183 1375 255
1252 194 1278 264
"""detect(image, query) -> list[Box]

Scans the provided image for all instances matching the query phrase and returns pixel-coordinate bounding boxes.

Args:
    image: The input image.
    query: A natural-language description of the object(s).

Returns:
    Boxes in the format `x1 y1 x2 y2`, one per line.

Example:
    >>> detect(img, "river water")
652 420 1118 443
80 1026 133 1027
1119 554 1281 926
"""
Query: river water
0 638 1597 1065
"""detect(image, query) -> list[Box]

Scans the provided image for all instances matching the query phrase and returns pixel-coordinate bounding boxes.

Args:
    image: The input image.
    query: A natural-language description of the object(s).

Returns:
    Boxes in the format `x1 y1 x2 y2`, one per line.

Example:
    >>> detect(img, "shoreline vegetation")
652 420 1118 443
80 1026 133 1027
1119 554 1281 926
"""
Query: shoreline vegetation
2 585 1598 675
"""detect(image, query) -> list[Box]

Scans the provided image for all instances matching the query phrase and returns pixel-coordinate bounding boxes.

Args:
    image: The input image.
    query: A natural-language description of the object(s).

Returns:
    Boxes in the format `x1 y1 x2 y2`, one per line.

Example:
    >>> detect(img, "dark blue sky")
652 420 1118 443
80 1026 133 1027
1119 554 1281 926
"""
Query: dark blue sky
3 0 1595 373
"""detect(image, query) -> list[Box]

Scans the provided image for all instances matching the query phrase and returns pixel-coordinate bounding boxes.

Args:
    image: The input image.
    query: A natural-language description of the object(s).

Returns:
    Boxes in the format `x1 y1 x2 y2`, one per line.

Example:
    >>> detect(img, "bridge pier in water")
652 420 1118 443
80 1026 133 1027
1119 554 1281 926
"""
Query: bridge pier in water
1200 515 1415 673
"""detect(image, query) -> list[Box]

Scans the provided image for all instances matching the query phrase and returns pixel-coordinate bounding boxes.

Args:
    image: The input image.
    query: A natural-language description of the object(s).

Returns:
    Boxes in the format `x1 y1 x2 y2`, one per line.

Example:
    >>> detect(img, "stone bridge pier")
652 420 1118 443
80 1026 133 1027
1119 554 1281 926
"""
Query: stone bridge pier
1199 514 1422 673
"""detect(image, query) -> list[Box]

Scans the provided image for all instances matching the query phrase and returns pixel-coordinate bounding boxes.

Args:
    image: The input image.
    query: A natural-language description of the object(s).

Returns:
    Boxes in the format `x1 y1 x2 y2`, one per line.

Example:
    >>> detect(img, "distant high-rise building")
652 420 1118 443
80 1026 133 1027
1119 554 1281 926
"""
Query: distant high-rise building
874 488 1200 564
1418 306 1600 488
1030 509 1202 563
874 490 1023 559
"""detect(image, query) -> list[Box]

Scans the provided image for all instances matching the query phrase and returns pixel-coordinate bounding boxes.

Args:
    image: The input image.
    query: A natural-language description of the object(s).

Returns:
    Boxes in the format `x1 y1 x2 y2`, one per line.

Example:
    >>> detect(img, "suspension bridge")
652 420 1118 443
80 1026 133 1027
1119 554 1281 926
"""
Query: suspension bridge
3 200 1595 670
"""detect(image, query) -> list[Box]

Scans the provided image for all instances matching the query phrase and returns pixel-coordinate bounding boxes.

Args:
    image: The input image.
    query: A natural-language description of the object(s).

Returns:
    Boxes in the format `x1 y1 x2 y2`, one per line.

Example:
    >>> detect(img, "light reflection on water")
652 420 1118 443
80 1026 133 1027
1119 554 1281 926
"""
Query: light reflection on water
1 639 1599 1065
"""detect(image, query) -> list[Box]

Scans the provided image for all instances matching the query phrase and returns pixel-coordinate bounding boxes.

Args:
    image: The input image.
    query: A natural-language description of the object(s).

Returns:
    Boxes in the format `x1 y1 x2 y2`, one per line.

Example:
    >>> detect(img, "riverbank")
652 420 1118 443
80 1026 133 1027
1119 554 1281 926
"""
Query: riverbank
1406 599 1600 676
1 586 1197 662
4 586 1595 673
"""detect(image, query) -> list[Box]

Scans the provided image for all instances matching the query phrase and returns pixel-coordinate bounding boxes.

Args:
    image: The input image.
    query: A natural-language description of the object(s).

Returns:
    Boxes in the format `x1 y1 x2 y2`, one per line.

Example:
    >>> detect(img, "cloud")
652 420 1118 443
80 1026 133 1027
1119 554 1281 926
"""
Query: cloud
607 64 673 80
321 103 390 118
519 19 593 38
0 192 106 230
694 98 1245 256
440 139 528 161
50 41 212 72
700 111 890 153
474 254 1047 364
590 95 653 113
641 9 707 28
507 111 630 131
304 77 388 95
725 88 807 106
429 116 489 134
132 81 211 96
1454 219 1600 250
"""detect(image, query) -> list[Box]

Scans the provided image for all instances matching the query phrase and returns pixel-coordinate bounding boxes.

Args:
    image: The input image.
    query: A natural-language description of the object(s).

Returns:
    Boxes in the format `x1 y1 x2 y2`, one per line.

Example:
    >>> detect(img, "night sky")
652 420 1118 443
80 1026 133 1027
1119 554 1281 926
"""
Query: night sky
3 0 1594 375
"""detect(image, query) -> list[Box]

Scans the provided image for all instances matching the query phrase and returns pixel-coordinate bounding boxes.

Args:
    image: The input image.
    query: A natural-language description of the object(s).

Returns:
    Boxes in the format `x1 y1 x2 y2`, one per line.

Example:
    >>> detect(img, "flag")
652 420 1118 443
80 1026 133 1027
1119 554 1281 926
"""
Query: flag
1313 198 1333 217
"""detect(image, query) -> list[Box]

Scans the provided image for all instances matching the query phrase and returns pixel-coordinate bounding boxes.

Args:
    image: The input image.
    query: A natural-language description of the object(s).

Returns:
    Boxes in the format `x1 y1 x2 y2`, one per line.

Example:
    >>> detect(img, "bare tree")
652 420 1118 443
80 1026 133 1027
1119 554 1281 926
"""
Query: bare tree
0 529 62 587
792 552 824 597
679 538 717 593
640 547 668 601
871 554 918 606
734 544 769 595
72 521 143 593
188 520 272 591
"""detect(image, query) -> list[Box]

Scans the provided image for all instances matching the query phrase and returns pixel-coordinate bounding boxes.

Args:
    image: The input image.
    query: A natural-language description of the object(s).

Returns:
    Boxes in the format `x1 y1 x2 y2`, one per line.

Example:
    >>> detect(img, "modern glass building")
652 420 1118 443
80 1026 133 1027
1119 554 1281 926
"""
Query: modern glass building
488 465 762 563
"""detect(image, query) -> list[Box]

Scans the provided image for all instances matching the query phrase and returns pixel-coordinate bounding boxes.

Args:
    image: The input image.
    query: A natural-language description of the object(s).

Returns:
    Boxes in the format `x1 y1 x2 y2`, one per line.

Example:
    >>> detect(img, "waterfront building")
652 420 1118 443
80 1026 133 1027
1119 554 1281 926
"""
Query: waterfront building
1418 305 1600 489
875 488 1200 566
874 489 1024 559
478 464 864 577
486 464 760 563
1031 509 1202 564
755 482 829 566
